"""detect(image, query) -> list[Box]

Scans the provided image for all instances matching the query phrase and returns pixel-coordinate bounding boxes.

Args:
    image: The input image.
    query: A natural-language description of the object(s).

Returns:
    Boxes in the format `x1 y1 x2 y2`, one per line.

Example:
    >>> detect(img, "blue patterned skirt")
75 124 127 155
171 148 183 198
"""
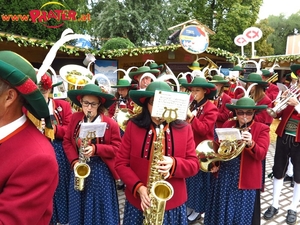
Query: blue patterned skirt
68 157 119 225
204 157 256 225
123 200 188 225
186 170 211 213
51 139 71 224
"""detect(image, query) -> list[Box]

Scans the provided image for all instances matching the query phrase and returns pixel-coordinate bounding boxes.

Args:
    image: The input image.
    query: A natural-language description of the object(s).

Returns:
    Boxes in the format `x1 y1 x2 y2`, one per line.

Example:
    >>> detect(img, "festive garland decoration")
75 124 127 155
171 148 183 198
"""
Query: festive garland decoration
1 32 300 65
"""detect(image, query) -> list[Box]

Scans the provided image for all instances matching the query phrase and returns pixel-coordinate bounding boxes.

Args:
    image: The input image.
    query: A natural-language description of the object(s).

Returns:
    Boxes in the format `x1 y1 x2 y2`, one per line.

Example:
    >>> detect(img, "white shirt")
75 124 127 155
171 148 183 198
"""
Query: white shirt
0 114 27 140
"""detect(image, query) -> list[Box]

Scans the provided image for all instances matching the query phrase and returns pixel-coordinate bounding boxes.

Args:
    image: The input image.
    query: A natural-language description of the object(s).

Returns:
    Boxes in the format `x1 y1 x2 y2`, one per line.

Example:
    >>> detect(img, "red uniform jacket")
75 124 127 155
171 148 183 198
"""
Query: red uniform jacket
222 120 270 189
63 112 122 179
190 100 218 145
51 99 72 139
265 83 280 102
115 121 199 210
108 98 134 118
255 95 273 125
214 92 232 128
0 119 58 225
276 105 300 142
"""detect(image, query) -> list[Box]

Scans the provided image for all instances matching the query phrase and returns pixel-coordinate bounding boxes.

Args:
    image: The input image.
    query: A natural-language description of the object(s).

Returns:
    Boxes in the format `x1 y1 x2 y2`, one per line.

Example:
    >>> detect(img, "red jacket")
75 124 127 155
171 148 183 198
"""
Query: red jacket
63 112 122 179
190 100 218 145
265 83 280 102
276 105 300 142
115 121 199 210
0 119 58 225
255 95 273 125
222 120 270 189
214 92 232 128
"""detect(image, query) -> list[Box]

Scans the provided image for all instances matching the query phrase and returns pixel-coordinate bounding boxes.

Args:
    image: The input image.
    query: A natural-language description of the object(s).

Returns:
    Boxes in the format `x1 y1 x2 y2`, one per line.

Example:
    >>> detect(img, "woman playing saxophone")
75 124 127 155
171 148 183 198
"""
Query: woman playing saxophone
204 96 270 225
115 81 199 225
63 84 122 225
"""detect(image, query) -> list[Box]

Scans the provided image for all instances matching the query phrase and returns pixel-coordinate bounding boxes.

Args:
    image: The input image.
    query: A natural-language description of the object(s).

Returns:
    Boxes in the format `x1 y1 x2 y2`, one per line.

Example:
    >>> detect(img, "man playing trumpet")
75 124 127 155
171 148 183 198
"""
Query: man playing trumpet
264 64 300 225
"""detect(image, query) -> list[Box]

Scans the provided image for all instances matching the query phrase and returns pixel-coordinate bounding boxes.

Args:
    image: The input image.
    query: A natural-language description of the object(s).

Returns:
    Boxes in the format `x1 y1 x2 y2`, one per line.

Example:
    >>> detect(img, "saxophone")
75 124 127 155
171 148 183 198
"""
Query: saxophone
143 124 174 225
74 111 93 191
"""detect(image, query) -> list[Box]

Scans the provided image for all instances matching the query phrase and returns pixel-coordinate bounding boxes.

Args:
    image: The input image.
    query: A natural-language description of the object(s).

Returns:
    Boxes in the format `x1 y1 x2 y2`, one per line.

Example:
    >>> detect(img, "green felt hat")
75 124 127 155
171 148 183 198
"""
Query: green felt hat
261 69 272 77
38 71 63 91
129 81 173 106
149 62 163 70
182 76 217 99
0 50 37 83
111 78 132 88
0 60 50 120
129 66 160 81
209 75 229 84
68 84 116 108
178 77 188 85
226 97 267 111
188 61 201 71
290 64 300 77
230 66 244 71
239 73 269 86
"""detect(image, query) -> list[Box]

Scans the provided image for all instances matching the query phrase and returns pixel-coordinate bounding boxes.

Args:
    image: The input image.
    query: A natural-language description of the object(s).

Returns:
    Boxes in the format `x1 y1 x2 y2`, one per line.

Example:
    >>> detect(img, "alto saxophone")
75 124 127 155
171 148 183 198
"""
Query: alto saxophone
143 124 174 225
74 111 93 191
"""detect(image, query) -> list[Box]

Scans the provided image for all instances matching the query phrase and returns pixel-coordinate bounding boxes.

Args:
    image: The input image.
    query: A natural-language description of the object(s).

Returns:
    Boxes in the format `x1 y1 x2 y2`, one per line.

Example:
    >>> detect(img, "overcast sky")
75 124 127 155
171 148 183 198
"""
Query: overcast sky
258 0 300 19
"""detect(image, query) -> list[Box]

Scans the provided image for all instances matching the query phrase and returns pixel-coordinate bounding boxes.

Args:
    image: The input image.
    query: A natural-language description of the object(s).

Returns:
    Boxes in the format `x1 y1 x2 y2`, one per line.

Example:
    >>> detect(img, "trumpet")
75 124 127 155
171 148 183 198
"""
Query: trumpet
267 87 300 118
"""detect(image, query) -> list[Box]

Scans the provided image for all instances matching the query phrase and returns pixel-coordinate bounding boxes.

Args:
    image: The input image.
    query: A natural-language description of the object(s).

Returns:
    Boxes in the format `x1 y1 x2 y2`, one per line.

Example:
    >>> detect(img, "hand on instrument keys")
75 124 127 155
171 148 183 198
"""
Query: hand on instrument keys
287 96 300 106
157 156 174 179
241 130 252 147
83 145 94 157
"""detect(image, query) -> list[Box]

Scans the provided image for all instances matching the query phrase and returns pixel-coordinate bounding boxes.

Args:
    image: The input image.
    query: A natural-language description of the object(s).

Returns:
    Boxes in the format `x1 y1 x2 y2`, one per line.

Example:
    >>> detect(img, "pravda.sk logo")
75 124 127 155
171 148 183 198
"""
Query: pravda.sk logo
1 1 91 29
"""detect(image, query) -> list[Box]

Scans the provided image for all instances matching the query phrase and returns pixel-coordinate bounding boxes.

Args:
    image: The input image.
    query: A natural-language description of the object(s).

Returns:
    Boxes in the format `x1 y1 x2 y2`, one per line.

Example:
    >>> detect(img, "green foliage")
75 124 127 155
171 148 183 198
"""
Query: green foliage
101 37 135 51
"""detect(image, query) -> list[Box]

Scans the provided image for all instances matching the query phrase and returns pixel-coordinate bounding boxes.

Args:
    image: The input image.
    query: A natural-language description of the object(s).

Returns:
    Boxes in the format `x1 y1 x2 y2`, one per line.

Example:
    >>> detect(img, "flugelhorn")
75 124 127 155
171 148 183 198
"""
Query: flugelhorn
267 86 300 118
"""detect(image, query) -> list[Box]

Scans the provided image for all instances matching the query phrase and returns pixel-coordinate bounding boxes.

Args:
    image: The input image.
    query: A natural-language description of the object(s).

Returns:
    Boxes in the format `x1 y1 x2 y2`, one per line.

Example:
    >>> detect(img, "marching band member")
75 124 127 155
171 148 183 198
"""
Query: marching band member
209 75 232 129
63 84 122 225
204 96 270 225
109 78 135 190
238 73 273 126
182 76 218 223
227 65 245 98
115 81 199 225
263 64 300 225
261 69 280 103
0 51 58 224
36 72 72 225
128 66 160 90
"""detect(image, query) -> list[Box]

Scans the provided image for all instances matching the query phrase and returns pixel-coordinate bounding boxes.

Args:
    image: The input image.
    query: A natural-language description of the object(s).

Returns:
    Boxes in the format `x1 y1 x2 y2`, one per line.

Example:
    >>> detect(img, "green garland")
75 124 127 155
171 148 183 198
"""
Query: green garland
1 33 299 64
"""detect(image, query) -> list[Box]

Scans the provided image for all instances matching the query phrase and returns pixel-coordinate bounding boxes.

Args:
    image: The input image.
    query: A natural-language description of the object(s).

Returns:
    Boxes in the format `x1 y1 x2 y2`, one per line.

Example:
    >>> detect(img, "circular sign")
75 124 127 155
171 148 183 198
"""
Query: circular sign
234 34 249 47
179 25 209 54
243 27 262 42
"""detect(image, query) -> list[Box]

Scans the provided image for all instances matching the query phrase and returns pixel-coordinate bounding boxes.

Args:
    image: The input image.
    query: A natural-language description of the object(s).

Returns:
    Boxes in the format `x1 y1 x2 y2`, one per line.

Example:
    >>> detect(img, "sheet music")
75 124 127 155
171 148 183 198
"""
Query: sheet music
79 122 107 138
215 128 242 141
151 90 190 120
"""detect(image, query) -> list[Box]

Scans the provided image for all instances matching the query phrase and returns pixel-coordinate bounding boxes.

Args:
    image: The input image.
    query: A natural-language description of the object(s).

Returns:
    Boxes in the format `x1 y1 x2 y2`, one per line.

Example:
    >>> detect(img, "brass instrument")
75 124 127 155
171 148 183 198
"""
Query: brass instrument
266 87 300 118
196 138 246 172
113 97 132 132
203 56 219 79
266 72 278 83
74 112 93 191
143 115 175 225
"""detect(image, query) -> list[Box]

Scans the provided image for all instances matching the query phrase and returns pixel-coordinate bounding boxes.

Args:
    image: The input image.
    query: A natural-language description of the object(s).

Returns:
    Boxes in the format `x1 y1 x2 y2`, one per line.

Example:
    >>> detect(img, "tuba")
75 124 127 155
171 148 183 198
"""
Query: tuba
196 139 246 172
74 112 93 191
143 124 174 225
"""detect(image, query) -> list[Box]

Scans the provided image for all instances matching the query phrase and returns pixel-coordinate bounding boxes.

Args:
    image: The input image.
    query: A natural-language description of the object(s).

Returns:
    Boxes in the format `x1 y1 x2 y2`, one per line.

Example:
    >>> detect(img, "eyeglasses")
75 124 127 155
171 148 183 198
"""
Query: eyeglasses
236 111 254 116
81 100 100 108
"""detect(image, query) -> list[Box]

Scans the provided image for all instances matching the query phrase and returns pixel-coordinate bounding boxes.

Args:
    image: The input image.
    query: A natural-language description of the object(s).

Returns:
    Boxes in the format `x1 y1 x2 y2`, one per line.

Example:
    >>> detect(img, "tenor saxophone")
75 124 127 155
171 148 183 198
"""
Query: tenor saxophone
74 111 92 191
143 124 174 225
